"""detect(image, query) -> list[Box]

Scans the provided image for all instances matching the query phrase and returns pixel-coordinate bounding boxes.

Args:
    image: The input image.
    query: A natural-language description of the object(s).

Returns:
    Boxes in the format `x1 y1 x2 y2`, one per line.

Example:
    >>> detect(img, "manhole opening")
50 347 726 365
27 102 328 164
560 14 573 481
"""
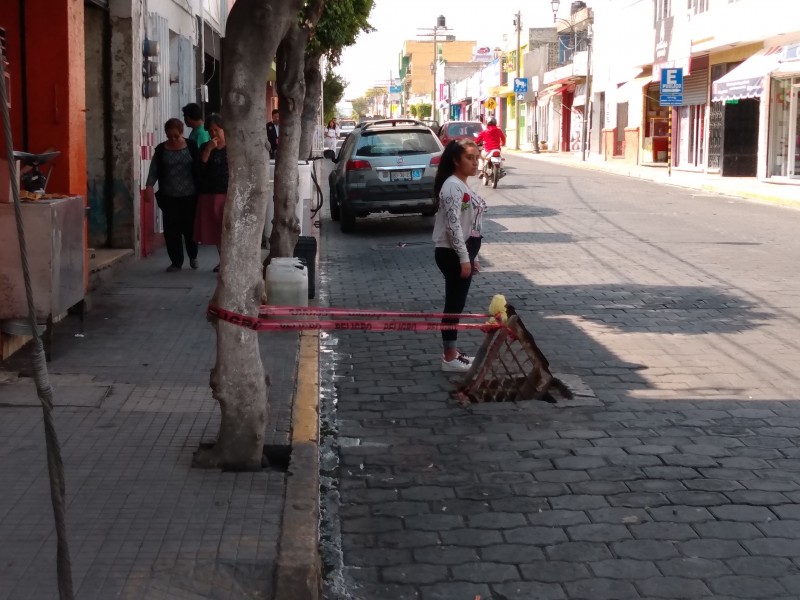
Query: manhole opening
262 444 292 472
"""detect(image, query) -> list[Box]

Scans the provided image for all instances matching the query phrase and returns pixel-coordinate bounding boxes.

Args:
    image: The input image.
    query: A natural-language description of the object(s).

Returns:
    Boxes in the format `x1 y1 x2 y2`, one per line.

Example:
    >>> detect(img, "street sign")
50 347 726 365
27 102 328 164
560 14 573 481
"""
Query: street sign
389 84 402 94
513 77 528 93
485 98 497 110
659 67 683 106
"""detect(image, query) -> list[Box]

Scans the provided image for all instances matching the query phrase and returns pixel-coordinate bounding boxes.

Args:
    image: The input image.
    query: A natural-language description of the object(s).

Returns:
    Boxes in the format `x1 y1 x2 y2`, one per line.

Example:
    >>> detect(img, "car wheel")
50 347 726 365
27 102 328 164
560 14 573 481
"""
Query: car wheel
340 203 355 233
329 186 341 221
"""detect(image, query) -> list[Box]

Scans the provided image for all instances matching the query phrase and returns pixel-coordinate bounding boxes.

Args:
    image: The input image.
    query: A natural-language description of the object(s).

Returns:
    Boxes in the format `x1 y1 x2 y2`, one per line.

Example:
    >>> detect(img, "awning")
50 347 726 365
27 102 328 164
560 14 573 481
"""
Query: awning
616 76 650 102
488 84 515 97
712 46 784 101
538 83 569 103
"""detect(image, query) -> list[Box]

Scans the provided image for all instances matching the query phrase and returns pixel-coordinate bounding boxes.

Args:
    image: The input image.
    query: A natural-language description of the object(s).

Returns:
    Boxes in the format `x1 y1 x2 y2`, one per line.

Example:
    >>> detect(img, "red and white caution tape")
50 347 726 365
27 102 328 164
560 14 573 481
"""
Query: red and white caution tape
258 305 490 320
208 304 504 333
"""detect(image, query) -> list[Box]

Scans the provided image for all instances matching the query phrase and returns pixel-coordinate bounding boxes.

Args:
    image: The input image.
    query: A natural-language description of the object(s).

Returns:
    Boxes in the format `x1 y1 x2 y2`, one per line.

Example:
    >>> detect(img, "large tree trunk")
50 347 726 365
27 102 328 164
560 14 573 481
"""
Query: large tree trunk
298 51 323 160
268 25 306 260
193 0 303 470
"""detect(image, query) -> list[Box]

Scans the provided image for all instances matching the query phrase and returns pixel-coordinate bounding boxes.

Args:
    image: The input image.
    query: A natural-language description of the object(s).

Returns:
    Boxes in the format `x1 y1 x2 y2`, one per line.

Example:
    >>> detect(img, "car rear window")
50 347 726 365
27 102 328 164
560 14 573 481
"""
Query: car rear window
355 130 441 157
447 123 483 138
340 120 356 128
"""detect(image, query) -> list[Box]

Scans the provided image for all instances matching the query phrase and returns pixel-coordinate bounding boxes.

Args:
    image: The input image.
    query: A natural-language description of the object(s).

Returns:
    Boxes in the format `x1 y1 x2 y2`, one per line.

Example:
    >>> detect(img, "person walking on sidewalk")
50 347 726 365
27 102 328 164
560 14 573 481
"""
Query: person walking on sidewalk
145 118 200 272
194 113 228 273
182 102 211 148
432 139 486 372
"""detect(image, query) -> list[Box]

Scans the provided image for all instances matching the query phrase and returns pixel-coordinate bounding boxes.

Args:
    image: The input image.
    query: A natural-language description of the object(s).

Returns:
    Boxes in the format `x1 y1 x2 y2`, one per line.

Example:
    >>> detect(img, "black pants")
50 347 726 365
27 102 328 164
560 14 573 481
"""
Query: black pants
435 237 482 349
159 194 198 268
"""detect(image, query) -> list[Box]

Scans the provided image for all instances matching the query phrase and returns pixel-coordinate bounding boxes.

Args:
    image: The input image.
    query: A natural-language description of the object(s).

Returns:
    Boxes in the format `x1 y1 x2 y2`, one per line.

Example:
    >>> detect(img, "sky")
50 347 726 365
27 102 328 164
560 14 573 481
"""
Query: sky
338 0 576 99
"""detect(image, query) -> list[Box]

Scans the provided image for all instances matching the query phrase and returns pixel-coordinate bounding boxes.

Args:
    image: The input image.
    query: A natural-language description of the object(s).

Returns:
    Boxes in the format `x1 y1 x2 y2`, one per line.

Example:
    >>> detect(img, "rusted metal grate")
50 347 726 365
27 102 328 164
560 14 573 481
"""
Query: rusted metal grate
454 306 572 405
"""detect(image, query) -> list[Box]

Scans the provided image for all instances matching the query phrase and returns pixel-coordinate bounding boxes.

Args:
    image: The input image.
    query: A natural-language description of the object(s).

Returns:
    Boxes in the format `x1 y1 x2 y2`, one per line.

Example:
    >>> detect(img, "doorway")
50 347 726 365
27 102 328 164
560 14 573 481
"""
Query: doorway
789 85 800 178
722 98 758 176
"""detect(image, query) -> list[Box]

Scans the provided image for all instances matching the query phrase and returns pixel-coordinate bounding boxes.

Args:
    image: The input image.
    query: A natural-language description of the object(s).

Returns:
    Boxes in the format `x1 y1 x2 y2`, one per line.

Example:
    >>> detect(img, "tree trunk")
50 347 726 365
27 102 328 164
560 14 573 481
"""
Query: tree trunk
268 25 307 260
193 0 303 470
299 51 323 160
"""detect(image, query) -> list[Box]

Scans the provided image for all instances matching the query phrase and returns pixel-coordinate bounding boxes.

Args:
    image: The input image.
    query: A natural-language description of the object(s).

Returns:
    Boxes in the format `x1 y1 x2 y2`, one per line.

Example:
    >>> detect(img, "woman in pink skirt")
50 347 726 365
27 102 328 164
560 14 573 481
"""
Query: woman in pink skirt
194 113 228 272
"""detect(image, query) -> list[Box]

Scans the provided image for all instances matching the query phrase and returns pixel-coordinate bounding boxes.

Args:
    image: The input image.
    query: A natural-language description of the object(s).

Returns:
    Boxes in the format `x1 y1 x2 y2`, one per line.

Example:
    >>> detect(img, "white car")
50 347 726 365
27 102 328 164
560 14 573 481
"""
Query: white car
339 119 357 139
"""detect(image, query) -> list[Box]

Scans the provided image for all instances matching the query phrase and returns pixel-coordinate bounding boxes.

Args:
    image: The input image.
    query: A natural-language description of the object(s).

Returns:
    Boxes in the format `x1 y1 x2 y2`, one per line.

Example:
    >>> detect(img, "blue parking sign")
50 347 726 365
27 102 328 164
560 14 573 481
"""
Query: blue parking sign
660 68 683 106
513 78 528 94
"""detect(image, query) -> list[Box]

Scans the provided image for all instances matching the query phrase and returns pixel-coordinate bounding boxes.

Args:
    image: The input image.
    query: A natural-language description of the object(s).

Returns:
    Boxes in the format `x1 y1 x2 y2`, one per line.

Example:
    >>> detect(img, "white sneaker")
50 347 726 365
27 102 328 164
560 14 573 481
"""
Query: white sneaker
441 353 473 372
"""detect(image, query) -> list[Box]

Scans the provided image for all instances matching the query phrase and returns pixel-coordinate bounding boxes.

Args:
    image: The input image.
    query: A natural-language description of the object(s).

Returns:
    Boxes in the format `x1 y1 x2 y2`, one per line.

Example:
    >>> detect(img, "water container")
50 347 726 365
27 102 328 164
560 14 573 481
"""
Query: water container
266 257 308 306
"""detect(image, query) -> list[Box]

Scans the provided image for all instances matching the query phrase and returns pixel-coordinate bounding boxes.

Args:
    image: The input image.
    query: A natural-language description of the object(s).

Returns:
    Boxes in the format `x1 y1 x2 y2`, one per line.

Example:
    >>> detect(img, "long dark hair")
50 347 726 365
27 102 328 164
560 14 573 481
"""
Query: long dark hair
433 139 476 207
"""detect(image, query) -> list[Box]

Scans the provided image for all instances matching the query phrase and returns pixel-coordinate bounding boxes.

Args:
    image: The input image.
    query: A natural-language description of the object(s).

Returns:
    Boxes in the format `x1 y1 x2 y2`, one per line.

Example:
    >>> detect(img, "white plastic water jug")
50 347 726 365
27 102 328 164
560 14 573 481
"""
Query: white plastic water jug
266 257 308 306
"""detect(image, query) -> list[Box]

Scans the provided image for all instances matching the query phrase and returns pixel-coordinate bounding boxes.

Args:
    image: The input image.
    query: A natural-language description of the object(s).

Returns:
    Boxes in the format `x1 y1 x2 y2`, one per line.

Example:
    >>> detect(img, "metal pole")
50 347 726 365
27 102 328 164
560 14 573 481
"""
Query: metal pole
581 32 592 162
533 93 540 153
514 11 521 150
432 27 438 120
668 106 673 176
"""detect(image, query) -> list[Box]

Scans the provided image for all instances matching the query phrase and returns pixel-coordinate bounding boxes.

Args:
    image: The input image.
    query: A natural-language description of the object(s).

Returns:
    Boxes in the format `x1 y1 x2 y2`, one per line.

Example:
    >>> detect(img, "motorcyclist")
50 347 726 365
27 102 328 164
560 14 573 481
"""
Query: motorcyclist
475 118 507 176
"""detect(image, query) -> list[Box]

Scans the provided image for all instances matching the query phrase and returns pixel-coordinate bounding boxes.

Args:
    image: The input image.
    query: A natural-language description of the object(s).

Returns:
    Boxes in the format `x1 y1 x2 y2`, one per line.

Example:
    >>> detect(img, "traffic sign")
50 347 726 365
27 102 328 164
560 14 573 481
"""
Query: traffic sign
659 68 683 107
389 84 402 94
513 77 528 93
485 98 497 110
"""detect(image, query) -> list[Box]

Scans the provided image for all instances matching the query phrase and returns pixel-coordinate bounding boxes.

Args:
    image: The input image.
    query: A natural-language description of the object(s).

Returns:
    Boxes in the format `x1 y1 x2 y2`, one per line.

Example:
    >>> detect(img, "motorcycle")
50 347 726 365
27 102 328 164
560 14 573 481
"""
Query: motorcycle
479 148 506 189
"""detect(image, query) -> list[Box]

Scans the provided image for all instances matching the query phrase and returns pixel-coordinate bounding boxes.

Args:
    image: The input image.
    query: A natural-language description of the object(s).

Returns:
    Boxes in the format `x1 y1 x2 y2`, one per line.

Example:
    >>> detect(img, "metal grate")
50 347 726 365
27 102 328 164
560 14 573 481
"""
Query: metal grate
455 307 572 405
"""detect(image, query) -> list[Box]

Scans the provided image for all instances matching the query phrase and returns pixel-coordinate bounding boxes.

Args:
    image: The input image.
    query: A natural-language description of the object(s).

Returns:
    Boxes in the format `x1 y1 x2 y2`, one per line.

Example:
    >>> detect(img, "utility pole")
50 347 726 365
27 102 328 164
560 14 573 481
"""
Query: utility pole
514 11 522 150
580 22 593 162
418 16 448 123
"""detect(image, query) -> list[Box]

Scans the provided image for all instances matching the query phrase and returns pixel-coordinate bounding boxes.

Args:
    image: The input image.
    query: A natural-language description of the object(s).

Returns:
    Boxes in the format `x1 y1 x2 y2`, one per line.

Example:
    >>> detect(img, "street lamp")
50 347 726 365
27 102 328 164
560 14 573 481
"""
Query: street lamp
417 15 449 123
550 0 592 162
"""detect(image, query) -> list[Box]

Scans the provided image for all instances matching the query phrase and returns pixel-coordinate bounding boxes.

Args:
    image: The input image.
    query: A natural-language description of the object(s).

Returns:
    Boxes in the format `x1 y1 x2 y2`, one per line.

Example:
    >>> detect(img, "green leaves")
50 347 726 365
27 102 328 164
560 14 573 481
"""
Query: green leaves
309 0 375 64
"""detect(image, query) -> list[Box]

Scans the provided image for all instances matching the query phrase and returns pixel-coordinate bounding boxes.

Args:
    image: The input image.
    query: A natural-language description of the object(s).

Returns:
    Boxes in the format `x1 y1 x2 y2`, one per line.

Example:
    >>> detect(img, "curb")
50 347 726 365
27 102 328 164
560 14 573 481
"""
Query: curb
274 329 321 600
506 149 800 209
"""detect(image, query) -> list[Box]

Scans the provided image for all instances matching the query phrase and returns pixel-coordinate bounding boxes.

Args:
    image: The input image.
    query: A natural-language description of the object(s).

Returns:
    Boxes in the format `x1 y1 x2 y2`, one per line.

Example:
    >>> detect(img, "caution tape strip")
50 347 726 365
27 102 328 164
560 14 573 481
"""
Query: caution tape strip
258 305 491 320
208 305 504 333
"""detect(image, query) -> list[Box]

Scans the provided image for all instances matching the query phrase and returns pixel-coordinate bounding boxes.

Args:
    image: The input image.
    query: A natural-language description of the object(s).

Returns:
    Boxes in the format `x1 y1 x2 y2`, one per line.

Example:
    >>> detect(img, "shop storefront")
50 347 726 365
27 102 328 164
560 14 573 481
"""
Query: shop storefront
713 44 800 178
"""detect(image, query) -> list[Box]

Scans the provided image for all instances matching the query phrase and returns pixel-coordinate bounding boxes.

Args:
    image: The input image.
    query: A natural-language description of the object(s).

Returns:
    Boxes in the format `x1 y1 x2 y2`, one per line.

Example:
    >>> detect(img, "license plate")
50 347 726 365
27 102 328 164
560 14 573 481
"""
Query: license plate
390 169 423 182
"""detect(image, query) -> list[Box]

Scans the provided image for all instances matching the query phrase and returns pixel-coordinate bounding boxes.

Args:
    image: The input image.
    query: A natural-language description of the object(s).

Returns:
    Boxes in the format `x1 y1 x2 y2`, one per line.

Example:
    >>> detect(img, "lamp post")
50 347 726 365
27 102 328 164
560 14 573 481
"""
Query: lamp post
418 15 449 123
513 11 522 151
550 0 592 161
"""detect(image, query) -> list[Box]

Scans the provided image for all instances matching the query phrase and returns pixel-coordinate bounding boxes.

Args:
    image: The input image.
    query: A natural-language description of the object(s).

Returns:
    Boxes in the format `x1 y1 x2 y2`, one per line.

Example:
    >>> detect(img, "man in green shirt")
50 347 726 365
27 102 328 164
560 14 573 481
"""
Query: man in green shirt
182 103 211 147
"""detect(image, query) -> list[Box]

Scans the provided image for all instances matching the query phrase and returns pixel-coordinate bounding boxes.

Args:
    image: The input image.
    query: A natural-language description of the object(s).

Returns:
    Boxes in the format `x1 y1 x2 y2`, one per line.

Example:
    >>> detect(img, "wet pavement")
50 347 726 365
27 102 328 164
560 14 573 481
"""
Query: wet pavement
318 156 800 600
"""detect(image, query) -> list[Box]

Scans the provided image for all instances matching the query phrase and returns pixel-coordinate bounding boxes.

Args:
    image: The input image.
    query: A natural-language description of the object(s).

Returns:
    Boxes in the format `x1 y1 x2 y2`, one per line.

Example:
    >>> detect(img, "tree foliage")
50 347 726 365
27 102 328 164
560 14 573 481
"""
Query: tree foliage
351 96 369 118
323 70 347 123
309 0 375 65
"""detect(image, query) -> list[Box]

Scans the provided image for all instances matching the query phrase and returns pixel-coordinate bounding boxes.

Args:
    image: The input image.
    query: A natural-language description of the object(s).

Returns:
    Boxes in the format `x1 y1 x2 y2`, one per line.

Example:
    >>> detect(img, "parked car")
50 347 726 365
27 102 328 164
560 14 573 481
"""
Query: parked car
339 119 357 138
421 119 440 132
323 119 444 233
437 121 484 145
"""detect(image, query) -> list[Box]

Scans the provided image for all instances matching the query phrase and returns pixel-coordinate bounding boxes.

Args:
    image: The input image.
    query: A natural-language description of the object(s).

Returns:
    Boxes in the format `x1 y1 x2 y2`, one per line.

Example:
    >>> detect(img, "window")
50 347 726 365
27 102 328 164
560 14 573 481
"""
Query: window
355 130 440 157
655 0 672 21
688 0 709 14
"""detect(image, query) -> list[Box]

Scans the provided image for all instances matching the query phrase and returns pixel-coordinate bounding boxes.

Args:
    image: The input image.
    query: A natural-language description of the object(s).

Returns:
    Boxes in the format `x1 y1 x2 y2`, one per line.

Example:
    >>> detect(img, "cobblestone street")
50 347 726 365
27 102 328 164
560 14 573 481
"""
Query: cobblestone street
319 156 800 600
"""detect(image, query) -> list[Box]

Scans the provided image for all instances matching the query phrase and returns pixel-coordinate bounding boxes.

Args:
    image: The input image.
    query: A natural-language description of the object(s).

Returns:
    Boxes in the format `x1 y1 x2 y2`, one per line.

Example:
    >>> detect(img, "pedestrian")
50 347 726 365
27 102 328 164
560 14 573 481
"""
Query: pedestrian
144 118 200 272
267 109 280 159
194 113 228 273
432 139 486 372
182 102 211 148
324 118 339 152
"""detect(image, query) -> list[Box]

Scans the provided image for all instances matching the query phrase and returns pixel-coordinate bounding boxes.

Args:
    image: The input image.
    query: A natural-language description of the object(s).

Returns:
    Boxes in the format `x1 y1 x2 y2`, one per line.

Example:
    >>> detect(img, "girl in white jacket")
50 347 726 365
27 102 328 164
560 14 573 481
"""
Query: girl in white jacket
431 139 486 372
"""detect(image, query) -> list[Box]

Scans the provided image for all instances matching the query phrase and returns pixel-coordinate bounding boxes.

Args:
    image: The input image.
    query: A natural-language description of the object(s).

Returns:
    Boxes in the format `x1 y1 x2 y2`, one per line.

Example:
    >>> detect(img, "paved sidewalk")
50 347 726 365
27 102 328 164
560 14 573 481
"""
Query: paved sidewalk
0 245 298 599
507 149 800 208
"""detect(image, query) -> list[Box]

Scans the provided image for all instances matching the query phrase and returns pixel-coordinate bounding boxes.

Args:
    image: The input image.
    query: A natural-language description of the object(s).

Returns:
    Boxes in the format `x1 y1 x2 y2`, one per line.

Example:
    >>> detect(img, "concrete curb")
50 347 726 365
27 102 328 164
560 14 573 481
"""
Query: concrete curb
507 149 800 209
274 330 321 600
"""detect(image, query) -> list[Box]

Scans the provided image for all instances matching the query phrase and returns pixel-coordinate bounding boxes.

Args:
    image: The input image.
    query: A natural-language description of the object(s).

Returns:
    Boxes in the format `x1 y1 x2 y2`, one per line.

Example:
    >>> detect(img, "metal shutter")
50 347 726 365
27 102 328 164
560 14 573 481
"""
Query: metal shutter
682 68 708 106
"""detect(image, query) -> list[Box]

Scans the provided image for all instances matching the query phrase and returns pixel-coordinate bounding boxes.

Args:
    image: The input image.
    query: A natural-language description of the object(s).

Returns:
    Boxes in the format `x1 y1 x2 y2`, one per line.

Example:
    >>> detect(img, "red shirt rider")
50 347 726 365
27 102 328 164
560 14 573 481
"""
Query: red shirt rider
475 119 507 153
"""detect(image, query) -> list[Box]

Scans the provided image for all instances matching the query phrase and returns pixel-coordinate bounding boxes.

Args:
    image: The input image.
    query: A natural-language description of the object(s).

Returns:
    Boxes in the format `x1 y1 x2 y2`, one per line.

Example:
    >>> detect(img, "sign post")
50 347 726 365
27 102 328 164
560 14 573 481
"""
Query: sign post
659 68 683 176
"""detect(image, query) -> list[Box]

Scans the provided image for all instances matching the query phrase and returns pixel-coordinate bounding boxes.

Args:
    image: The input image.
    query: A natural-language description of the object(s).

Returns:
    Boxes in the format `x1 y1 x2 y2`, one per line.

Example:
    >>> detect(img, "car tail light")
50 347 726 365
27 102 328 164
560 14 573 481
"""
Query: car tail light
346 159 371 171
430 155 441 166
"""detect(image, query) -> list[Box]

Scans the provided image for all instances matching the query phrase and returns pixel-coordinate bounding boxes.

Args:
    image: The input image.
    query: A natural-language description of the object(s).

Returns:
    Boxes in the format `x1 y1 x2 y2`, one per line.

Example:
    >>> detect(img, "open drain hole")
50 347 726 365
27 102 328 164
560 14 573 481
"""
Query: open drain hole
262 444 292 472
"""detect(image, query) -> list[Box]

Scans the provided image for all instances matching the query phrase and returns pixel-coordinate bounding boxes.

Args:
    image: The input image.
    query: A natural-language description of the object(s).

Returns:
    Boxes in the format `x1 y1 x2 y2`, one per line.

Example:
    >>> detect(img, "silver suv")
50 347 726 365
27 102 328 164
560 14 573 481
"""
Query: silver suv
324 119 444 233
